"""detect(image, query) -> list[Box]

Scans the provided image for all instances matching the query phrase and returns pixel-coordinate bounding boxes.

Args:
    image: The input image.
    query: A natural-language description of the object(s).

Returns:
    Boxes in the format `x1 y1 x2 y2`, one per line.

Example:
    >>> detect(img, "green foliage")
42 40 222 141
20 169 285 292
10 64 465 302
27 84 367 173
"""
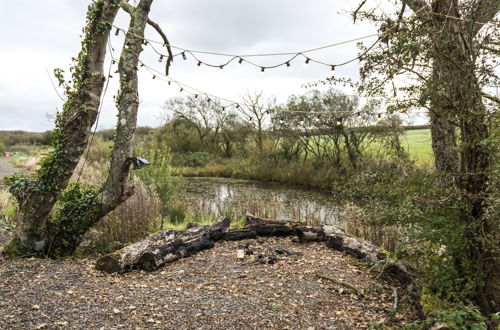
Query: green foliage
46 182 98 258
178 152 212 167
134 134 183 216
0 130 52 149
4 172 41 201
331 166 495 326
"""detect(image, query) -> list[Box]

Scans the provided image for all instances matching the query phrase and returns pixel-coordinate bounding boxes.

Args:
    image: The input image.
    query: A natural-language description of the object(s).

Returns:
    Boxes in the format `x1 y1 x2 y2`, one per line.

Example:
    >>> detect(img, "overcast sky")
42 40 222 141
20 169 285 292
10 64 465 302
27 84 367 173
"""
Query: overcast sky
0 1 384 132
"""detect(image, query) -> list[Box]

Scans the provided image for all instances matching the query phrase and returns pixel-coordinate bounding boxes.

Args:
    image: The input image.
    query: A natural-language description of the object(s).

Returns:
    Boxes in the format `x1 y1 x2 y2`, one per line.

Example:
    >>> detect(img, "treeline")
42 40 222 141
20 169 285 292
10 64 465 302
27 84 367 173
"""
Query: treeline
0 130 52 148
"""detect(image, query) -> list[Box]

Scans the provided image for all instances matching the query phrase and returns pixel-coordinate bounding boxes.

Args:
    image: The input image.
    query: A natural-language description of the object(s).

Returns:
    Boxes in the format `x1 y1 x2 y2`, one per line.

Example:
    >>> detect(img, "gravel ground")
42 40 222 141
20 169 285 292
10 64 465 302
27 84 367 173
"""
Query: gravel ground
0 232 419 329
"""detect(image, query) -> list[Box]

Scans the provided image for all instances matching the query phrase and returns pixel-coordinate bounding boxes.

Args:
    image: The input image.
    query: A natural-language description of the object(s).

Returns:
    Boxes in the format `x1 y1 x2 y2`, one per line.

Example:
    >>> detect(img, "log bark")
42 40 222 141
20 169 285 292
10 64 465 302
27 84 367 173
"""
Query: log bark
95 217 229 273
223 229 257 241
244 214 299 237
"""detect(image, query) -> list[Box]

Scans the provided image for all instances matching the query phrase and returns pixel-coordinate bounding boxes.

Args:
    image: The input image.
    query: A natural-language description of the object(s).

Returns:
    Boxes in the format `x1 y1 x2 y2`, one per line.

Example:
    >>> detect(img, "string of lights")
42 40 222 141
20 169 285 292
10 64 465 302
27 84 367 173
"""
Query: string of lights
113 24 380 72
105 8 433 124
109 5 433 73
108 57 416 126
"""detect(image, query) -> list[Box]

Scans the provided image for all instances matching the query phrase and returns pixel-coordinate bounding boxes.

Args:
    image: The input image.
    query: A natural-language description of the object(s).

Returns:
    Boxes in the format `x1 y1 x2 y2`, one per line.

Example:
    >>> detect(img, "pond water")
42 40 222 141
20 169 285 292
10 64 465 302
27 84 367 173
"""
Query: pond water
178 177 344 227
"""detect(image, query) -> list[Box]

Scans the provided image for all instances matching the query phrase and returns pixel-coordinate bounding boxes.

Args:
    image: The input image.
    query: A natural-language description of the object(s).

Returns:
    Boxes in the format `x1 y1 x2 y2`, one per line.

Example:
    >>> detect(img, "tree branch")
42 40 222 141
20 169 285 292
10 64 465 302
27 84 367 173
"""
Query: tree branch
401 0 431 21
120 1 173 75
482 91 500 104
353 0 369 23
470 0 500 36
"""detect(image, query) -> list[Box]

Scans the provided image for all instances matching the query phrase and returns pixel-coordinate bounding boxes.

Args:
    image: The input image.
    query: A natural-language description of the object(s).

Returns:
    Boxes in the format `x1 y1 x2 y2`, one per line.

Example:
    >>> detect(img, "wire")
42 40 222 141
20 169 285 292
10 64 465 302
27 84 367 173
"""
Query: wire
112 23 381 71
136 60 420 119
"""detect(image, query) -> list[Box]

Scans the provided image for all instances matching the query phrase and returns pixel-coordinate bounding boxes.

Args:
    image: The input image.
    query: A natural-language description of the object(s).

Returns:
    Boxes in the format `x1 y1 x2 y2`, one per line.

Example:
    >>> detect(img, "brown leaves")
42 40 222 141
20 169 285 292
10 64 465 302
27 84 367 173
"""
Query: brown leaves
0 236 417 328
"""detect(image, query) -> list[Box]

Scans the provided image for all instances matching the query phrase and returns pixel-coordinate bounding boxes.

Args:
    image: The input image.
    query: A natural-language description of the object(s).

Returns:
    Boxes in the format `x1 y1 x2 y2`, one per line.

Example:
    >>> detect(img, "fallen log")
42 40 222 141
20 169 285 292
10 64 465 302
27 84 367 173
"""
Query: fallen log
223 229 257 241
232 215 414 285
95 217 229 273
244 214 297 237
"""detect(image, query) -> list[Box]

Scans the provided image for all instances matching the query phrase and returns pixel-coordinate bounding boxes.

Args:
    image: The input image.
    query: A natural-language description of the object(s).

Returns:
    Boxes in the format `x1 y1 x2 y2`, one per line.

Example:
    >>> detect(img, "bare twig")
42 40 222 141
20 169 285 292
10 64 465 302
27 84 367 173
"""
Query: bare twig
353 0 369 23
315 272 364 296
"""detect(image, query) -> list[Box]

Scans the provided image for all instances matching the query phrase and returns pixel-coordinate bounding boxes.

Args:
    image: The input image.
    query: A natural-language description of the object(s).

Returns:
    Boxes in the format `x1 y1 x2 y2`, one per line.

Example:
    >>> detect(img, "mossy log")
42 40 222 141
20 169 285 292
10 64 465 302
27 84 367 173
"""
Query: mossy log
95 217 229 273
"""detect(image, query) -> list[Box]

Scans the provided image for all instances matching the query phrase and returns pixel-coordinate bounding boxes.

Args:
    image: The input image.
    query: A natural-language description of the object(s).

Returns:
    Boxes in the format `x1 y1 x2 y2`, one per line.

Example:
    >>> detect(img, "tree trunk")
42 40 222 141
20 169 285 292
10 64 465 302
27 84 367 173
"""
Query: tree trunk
5 0 121 255
96 217 230 273
428 0 497 312
45 0 155 258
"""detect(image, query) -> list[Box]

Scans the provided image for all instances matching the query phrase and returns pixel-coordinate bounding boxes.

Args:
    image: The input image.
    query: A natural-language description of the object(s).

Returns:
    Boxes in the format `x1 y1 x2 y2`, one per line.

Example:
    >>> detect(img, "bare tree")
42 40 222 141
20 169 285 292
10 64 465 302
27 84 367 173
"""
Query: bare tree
239 91 276 153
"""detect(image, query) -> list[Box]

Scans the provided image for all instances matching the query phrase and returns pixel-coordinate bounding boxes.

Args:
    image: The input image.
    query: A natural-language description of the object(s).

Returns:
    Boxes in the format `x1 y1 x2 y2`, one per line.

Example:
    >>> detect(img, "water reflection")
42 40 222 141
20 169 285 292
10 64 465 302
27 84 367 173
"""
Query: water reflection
179 177 343 226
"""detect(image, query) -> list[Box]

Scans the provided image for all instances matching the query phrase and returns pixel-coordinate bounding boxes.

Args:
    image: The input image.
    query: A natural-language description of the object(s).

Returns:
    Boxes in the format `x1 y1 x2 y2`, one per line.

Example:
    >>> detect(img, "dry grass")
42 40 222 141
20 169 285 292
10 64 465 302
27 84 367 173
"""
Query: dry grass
84 179 162 251
344 203 400 252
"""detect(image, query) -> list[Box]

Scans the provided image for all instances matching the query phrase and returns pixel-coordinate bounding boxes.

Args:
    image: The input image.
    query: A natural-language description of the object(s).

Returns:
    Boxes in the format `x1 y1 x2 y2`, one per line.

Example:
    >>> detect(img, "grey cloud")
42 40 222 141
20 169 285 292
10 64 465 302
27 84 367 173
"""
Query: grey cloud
0 0 378 131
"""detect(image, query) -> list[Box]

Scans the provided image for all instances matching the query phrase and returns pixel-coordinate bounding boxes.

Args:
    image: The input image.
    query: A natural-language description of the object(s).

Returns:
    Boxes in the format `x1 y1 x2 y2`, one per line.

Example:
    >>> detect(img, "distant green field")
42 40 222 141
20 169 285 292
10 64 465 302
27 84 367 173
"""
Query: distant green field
403 129 433 164
363 128 433 165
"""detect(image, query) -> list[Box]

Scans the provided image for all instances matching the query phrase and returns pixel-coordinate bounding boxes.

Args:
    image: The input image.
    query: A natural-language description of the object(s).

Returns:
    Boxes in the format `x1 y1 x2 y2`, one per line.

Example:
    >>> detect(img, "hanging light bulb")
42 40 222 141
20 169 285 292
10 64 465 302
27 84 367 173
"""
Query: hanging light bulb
194 94 199 99
182 52 187 60
159 55 164 62
206 98 211 103
167 81 171 85
197 61 202 66
115 28 120 36
299 119 305 126
235 104 240 109
124 43 130 50
221 107 226 111
238 57 244 64
331 65 336 71
261 67 265 73
143 40 148 46
336 120 342 126
304 58 310 65
179 88 184 92
219 65 224 70
111 60 116 65
378 113 382 119
399 108 406 113
140 63 144 67
314 116 321 123
357 113 362 119
152 75 156 79
279 119 284 125
286 62 291 68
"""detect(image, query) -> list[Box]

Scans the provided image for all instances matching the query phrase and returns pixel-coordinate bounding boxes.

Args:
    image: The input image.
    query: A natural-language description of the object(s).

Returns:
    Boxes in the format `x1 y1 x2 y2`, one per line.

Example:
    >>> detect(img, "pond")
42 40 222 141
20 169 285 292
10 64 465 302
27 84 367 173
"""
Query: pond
177 177 344 227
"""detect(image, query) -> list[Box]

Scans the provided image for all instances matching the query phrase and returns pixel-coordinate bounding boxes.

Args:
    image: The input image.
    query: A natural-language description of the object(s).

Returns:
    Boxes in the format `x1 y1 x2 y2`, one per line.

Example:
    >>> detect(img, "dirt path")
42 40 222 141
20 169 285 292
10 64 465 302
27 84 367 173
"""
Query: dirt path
0 234 419 329
0 157 18 185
